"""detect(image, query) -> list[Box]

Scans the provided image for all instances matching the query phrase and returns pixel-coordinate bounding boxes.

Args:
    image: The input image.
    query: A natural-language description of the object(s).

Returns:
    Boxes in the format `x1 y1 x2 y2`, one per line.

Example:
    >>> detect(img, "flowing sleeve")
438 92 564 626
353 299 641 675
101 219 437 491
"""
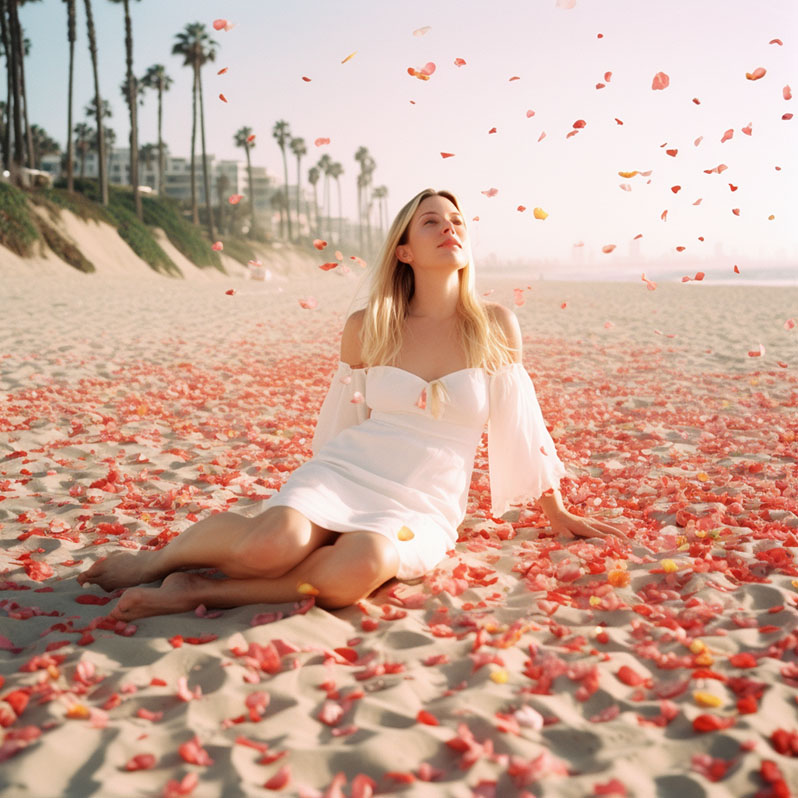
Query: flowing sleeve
311 361 368 455
488 363 570 517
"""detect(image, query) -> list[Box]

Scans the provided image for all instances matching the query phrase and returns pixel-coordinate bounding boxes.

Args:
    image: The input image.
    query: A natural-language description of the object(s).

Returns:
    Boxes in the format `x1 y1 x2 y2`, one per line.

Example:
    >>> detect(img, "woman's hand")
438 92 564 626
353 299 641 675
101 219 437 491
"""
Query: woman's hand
546 509 630 541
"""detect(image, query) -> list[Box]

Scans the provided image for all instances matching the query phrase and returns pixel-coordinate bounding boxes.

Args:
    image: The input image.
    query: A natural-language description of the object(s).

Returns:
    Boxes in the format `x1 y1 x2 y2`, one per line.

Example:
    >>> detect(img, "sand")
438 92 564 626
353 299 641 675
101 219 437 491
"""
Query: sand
1 253 797 797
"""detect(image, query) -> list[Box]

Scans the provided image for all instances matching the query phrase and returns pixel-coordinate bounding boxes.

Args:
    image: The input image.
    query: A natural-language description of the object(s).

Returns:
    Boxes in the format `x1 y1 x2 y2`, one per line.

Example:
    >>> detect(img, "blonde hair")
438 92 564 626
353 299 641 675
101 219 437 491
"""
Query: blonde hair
359 188 517 372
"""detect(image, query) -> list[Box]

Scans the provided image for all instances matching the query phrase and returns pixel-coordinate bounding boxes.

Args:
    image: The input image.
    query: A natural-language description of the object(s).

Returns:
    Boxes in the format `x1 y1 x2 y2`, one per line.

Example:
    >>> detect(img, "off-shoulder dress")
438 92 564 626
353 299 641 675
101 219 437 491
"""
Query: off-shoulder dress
259 362 569 580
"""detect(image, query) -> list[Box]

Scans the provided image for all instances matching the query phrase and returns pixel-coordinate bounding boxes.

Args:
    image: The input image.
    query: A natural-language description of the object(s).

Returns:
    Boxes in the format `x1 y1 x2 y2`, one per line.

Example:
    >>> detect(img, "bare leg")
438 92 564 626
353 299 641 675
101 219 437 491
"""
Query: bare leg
109 531 400 621
78 507 335 591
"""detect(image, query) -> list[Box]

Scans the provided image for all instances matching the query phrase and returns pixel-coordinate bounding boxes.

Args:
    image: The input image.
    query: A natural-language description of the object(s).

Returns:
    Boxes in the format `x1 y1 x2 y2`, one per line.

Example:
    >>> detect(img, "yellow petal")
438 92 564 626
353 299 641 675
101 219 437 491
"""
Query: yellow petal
490 669 509 684
689 639 706 654
618 170 639 178
694 651 714 666
693 691 724 708
397 526 415 541
66 704 90 719
297 582 320 596
533 207 548 220
341 51 357 64
697 472 709 482
589 595 602 607
662 559 679 573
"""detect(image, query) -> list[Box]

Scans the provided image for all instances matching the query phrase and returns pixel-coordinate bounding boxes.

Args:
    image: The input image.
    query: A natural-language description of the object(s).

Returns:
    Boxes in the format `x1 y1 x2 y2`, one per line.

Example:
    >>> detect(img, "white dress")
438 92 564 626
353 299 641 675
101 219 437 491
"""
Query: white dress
259 362 570 580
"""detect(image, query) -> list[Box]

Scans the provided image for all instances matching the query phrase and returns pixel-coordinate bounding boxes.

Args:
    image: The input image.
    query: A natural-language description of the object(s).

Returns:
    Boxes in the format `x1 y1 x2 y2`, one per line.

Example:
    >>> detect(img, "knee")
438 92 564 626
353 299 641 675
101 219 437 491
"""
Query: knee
230 512 299 579
308 534 399 610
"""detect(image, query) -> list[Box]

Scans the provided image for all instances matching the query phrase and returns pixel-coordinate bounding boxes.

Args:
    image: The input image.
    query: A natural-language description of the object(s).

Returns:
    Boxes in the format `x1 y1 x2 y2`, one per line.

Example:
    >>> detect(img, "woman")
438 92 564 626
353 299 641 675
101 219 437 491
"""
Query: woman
78 188 627 620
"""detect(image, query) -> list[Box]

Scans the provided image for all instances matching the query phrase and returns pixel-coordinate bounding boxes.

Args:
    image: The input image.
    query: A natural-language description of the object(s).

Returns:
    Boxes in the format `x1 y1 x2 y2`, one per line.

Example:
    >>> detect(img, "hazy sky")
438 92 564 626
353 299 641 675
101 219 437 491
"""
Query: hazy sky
21 0 798 268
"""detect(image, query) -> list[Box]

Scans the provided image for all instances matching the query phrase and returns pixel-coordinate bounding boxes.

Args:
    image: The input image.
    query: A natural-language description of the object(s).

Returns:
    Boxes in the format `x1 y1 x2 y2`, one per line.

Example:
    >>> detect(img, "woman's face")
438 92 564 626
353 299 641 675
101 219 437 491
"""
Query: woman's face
395 194 469 272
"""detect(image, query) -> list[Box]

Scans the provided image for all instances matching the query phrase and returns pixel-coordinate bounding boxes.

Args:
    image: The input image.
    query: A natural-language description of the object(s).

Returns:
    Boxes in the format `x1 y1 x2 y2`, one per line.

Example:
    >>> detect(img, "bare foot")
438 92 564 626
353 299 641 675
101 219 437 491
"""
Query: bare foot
109 572 206 621
77 550 163 592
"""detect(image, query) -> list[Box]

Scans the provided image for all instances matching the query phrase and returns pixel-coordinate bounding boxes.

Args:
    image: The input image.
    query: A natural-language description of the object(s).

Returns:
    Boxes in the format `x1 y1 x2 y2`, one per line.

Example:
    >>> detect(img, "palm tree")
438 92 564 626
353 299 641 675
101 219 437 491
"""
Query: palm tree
272 120 292 241
233 126 256 237
83 0 107 204
361 153 376 250
215 171 229 235
0 6 10 169
30 123 59 169
289 136 306 240
73 121 92 177
272 185 288 239
354 146 369 250
328 161 344 244
172 22 218 237
141 63 172 195
108 0 142 218
63 0 76 191
372 185 388 235
316 153 332 239
138 142 156 171
307 165 320 232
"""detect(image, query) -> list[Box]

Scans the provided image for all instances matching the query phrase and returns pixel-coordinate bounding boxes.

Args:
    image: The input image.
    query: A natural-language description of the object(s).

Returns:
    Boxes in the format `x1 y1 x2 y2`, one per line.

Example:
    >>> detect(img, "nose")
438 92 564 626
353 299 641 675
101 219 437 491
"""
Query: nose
442 218 455 236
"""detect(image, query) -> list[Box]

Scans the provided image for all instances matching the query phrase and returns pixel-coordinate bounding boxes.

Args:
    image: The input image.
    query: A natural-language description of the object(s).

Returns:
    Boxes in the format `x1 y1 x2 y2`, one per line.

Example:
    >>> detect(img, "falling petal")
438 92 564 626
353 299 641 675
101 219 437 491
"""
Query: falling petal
488 127 497 134
770 38 783 45
302 76 312 82
602 244 616 253
747 344 766 358
247 134 256 143
211 241 223 251
517 205 526 212
604 71 612 82
741 123 753 135
538 130 547 140
526 109 535 118
732 208 740 216
341 51 357 64
666 149 678 156
350 391 364 404
694 136 703 145
784 85 792 100
413 25 431 36
513 288 525 307
228 194 243 204
720 129 734 143
671 186 681 193
440 152 455 158
319 263 338 271
217 67 228 75
225 289 236 296
509 76 521 81
454 57 467 67
298 297 318 309
618 170 638 178
651 72 670 90
313 239 328 250
573 119 586 129
314 137 331 147
397 527 415 541
745 67 766 80
481 188 498 197
533 207 548 220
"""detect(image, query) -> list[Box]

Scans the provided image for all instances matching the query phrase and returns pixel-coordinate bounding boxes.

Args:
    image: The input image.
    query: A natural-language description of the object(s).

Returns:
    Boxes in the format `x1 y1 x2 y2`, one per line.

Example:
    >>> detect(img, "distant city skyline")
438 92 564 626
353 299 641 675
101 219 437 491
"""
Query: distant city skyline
19 0 798 271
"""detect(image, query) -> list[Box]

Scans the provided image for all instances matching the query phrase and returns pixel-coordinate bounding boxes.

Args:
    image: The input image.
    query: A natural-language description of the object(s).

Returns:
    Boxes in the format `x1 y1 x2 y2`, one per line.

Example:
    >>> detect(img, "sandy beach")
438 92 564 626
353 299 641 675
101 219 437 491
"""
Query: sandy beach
1 257 797 797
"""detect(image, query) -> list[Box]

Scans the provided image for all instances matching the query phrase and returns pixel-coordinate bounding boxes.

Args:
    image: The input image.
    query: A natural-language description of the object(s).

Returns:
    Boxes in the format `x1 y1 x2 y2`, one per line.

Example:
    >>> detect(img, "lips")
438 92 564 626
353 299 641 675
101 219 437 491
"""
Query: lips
438 239 460 249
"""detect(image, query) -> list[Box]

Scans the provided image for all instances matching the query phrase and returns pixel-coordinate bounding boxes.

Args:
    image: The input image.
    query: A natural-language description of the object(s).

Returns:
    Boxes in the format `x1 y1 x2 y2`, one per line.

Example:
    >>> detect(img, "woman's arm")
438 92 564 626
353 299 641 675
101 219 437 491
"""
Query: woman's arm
340 309 366 368
487 302 628 540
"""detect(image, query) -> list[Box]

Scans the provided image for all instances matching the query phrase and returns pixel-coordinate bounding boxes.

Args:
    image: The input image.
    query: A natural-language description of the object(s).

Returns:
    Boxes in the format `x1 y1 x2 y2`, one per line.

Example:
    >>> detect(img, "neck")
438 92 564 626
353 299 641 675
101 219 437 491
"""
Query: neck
407 269 461 320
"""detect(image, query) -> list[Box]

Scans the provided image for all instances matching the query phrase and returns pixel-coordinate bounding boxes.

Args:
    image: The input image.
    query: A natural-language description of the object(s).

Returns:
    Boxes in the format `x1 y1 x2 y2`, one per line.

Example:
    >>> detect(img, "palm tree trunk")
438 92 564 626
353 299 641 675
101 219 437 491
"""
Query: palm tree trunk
122 0 141 220
295 156 302 239
357 181 362 252
79 144 85 178
336 178 343 244
245 144 255 236
7 0 23 169
312 185 319 232
196 60 215 239
0 0 12 170
83 0 107 205
157 80 164 195
280 147 292 241
11 4 34 170
65 0 75 192
190 64 198 224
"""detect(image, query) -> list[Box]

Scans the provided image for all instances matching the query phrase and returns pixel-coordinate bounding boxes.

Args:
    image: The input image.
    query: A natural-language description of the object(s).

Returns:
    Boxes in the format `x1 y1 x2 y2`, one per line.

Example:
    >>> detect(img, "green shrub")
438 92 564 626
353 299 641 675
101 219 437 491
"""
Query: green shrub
0 181 40 256
220 235 257 266
37 216 96 273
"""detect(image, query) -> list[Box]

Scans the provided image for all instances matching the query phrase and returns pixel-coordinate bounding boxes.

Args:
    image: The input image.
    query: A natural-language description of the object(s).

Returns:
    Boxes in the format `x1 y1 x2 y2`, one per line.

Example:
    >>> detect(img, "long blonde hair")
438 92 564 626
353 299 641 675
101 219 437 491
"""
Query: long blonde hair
359 188 517 372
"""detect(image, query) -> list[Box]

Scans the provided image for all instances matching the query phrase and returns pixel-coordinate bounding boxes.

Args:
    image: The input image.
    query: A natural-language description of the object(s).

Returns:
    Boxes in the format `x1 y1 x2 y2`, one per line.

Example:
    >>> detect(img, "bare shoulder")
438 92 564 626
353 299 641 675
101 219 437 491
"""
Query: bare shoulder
340 308 366 367
484 301 522 356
